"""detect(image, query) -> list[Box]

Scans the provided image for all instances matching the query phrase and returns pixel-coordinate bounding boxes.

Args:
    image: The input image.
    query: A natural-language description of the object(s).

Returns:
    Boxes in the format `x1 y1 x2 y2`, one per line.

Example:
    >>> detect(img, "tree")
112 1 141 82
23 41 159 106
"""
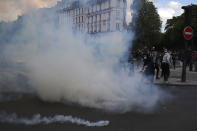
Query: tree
129 0 162 50
160 15 185 50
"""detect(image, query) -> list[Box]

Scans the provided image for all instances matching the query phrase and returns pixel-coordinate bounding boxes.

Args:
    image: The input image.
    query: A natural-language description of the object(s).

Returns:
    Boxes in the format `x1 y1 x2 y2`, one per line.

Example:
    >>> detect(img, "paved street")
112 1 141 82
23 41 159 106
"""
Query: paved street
0 85 197 131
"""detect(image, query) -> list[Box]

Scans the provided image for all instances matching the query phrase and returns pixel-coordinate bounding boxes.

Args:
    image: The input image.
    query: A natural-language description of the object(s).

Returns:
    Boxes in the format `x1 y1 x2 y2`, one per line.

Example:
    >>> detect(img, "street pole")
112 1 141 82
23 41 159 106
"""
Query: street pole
181 6 192 82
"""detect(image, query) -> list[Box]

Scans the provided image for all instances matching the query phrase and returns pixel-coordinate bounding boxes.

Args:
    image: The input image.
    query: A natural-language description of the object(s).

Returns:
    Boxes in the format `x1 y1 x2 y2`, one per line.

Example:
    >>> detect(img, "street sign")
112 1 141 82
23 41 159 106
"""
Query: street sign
184 26 193 40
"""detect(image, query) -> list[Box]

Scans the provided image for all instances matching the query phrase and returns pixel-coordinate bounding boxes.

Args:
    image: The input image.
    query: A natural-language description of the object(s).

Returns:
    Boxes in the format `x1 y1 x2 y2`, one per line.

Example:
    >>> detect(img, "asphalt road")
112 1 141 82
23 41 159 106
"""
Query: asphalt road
0 86 197 131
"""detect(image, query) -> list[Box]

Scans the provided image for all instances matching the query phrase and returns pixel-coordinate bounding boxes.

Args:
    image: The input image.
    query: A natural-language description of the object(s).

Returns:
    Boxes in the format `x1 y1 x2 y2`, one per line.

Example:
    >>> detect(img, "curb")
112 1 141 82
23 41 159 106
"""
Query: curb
154 82 197 87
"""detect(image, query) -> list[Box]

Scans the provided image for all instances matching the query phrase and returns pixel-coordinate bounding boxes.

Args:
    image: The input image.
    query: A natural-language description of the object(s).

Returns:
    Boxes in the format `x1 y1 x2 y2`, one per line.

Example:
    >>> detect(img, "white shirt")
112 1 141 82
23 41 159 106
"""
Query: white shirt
162 52 171 65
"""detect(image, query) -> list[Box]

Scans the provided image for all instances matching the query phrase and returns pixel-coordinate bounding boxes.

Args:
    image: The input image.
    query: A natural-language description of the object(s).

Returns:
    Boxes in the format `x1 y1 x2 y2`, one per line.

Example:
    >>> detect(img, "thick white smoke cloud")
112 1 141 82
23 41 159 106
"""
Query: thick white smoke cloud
0 0 60 22
1 0 166 113
0 111 109 126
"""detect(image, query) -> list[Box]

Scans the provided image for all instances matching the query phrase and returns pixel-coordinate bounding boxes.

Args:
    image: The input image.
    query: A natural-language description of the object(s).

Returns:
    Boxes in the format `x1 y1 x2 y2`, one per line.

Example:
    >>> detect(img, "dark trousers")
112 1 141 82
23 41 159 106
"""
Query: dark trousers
161 63 164 77
154 63 160 78
163 63 170 81
173 60 176 69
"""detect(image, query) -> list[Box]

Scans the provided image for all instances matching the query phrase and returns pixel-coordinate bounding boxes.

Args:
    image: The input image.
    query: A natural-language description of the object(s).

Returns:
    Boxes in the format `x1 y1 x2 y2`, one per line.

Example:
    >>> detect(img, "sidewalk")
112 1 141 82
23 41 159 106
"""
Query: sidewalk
154 67 197 86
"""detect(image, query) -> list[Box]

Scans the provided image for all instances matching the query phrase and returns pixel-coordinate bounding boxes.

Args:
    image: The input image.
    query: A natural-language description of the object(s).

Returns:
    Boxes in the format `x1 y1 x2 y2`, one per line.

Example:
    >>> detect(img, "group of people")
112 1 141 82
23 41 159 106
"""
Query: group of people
131 46 177 83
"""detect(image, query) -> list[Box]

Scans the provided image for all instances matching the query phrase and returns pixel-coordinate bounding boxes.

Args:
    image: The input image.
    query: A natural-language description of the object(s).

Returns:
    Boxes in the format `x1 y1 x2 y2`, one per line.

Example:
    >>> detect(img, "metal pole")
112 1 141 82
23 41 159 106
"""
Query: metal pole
181 43 187 82
181 6 192 82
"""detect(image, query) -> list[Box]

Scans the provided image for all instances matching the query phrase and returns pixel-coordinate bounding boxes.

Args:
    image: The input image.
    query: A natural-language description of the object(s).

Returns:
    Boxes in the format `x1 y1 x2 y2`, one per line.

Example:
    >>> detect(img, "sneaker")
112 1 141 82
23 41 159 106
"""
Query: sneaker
156 77 160 80
164 80 168 84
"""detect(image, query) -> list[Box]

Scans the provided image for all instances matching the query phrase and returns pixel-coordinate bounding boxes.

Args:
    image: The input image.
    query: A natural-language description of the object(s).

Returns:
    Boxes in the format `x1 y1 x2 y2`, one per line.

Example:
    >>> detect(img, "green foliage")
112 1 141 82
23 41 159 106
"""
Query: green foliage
129 0 162 50
160 15 185 50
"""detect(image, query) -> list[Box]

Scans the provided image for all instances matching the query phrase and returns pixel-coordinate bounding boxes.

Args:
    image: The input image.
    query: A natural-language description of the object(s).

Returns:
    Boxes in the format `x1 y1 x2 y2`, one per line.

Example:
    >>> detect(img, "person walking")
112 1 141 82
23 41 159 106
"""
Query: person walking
160 52 164 78
162 49 171 82
141 52 155 84
172 51 176 69
150 46 160 79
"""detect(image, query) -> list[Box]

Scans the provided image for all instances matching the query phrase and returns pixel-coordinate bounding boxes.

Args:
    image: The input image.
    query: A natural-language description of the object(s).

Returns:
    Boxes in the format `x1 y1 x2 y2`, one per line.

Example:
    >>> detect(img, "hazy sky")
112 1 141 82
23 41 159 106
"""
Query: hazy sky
0 0 60 22
155 0 197 31
0 0 196 30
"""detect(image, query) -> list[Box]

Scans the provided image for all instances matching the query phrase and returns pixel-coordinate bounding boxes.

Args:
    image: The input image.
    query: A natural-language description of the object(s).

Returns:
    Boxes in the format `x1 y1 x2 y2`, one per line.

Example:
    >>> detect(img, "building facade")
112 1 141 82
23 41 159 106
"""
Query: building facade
56 0 127 34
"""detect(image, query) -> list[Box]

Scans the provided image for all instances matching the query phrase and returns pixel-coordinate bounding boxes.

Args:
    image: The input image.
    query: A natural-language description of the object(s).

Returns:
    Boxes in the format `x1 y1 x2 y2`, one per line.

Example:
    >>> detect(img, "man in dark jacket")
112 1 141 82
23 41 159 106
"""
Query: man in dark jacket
142 53 155 84
150 46 160 79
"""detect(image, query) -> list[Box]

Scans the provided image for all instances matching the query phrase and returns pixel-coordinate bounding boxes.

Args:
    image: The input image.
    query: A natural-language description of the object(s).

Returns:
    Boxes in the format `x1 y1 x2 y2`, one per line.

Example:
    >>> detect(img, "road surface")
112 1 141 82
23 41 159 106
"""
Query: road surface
0 85 197 131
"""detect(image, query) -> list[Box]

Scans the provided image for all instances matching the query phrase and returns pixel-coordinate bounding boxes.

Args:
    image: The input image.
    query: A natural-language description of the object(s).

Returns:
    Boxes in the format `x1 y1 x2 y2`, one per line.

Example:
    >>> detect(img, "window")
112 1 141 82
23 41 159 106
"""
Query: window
108 13 110 21
97 5 100 11
91 16 93 23
93 5 96 12
94 25 97 32
94 16 96 22
107 22 110 31
101 3 104 10
117 0 120 7
116 23 120 31
88 25 89 33
91 24 93 32
97 15 100 22
103 20 106 26
99 22 101 32
89 17 91 23
116 10 120 20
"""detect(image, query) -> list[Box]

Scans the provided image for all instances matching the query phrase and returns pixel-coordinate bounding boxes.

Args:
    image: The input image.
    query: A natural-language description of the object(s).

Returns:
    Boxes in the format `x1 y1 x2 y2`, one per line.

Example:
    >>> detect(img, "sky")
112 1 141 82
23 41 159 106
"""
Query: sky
0 0 196 31
154 0 197 31
0 0 60 22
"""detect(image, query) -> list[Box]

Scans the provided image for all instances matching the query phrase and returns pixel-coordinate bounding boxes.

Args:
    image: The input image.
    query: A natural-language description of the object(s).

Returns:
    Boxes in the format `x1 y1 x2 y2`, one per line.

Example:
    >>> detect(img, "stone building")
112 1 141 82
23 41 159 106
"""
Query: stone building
56 0 127 34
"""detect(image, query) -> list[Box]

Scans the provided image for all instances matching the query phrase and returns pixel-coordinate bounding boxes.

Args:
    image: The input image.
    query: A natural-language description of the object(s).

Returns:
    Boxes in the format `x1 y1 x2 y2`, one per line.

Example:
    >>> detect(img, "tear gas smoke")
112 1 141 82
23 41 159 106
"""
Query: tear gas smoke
0 111 109 127
0 0 60 22
0 0 166 113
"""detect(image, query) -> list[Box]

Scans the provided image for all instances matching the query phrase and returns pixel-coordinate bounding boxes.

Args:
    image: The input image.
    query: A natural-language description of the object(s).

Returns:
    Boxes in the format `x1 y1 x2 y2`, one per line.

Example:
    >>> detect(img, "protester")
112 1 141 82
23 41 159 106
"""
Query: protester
159 52 164 78
162 49 172 82
150 46 160 79
141 52 155 84
135 49 142 69
172 51 176 69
